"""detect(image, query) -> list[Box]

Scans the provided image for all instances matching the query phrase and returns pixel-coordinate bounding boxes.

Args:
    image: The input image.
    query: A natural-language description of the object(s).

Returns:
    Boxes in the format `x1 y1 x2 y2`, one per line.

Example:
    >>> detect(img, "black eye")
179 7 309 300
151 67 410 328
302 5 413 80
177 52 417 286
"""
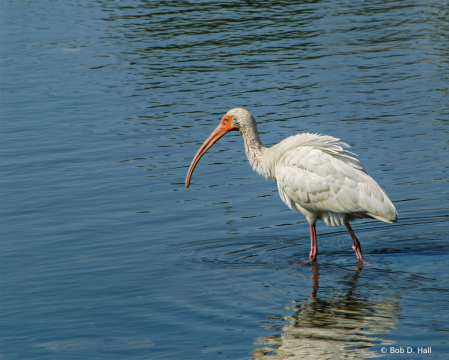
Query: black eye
225 118 229 122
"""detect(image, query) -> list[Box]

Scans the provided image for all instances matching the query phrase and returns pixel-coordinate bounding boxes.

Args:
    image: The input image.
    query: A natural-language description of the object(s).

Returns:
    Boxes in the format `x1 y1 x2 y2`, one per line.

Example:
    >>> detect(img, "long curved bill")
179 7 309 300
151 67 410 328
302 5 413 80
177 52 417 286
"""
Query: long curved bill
186 123 234 188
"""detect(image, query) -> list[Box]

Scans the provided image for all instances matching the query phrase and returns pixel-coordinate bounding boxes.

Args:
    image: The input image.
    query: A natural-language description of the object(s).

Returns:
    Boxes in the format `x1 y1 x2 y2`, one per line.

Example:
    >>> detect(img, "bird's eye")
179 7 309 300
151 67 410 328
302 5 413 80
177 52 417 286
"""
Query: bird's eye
225 118 229 122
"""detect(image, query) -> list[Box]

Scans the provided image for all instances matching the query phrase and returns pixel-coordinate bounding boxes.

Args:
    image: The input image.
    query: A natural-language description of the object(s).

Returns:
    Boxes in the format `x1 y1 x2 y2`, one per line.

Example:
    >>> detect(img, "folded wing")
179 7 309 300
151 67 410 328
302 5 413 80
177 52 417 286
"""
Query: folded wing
268 134 397 224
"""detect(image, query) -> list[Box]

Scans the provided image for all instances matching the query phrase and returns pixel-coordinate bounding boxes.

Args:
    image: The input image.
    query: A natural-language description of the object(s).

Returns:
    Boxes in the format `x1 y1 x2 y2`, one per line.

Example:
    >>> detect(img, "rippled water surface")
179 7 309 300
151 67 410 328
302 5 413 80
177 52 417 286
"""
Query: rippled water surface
1 0 449 359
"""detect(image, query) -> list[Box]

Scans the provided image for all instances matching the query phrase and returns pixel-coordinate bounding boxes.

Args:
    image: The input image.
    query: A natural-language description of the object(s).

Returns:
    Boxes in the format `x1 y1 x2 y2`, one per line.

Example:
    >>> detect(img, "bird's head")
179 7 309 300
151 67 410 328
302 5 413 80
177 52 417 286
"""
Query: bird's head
223 108 257 134
185 107 256 188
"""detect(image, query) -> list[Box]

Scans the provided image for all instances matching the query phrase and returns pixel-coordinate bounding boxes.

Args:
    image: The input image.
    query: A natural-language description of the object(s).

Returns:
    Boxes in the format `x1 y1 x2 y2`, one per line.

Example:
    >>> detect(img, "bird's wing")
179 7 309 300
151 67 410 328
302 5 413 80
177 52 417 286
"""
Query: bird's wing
273 142 397 222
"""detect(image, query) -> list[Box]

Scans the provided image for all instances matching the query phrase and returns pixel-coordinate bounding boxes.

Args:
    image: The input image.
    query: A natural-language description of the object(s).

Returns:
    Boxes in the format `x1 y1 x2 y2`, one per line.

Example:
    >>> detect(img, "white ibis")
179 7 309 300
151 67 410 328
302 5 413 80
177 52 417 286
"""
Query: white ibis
186 108 397 262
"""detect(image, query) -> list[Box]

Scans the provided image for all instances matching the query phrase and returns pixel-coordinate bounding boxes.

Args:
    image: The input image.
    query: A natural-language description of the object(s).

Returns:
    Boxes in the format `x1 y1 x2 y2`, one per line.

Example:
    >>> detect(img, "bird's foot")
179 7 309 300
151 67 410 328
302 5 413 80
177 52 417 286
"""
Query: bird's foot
289 259 309 268
308 253 318 266
352 244 363 262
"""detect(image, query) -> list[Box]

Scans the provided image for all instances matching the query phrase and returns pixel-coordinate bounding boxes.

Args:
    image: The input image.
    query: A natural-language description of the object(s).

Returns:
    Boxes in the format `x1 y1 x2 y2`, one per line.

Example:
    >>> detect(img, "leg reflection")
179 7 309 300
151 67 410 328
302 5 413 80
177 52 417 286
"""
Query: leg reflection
252 264 401 360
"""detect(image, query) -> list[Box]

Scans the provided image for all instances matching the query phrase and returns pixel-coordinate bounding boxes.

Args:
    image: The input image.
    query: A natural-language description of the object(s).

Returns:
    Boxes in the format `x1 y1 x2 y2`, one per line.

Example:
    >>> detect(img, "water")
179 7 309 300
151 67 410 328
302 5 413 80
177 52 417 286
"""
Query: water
1 0 448 359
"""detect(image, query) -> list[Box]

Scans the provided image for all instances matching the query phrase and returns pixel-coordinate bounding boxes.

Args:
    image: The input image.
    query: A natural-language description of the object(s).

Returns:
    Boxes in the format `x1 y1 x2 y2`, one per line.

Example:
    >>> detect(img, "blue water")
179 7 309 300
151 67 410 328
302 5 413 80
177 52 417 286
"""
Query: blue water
1 0 448 359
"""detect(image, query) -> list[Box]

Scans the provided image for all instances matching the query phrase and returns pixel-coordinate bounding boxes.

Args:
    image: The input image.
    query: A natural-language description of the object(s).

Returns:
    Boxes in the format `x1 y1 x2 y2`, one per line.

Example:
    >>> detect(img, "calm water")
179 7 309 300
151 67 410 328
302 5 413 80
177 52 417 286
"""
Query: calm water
1 0 448 359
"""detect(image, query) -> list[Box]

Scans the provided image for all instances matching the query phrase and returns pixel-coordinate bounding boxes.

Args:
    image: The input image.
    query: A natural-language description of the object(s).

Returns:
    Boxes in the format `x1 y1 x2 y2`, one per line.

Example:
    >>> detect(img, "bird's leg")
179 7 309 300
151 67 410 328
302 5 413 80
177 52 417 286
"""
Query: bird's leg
309 224 318 262
345 223 363 261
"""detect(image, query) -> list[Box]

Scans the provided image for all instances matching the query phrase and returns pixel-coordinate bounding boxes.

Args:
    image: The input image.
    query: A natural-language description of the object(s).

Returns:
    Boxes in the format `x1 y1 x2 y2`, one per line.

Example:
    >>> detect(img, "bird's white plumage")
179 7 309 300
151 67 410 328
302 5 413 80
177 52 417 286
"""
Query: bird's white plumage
252 133 397 226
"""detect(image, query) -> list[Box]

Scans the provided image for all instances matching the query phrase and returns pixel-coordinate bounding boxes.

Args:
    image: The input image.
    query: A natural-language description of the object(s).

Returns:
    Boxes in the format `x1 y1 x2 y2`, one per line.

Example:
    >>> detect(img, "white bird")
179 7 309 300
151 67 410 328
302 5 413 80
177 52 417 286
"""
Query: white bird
186 108 398 262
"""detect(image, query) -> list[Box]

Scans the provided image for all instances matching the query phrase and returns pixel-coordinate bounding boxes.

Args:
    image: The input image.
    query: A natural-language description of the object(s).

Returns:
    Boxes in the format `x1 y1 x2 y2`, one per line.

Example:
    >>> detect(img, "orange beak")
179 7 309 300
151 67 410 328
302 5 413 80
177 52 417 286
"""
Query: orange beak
186 116 236 188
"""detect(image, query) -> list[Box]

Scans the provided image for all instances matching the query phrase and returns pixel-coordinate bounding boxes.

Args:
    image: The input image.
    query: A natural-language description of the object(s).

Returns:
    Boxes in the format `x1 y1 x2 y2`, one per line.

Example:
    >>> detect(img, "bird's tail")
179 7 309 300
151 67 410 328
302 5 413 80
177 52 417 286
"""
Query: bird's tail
368 213 397 223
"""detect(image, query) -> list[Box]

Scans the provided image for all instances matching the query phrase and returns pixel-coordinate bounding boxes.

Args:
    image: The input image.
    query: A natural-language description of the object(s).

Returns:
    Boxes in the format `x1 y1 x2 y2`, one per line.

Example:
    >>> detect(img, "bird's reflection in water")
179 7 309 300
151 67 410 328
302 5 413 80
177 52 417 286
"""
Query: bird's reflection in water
251 264 401 359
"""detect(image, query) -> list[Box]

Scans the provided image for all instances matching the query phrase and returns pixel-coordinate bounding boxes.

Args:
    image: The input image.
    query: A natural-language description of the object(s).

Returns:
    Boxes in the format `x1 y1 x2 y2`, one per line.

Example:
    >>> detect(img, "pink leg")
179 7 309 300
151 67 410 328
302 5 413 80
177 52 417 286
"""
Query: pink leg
345 223 363 261
309 224 318 262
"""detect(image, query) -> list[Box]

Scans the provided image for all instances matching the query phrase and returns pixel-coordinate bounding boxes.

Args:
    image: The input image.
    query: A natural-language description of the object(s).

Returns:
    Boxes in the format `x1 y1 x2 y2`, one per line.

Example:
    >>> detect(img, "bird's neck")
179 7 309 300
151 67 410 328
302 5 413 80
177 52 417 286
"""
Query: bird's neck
240 127 270 179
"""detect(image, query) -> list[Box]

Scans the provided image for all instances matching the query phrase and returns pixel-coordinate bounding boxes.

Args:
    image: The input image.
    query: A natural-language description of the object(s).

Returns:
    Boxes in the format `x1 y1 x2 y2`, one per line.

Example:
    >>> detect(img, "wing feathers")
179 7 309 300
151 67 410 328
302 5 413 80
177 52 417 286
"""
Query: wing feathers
267 133 398 225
